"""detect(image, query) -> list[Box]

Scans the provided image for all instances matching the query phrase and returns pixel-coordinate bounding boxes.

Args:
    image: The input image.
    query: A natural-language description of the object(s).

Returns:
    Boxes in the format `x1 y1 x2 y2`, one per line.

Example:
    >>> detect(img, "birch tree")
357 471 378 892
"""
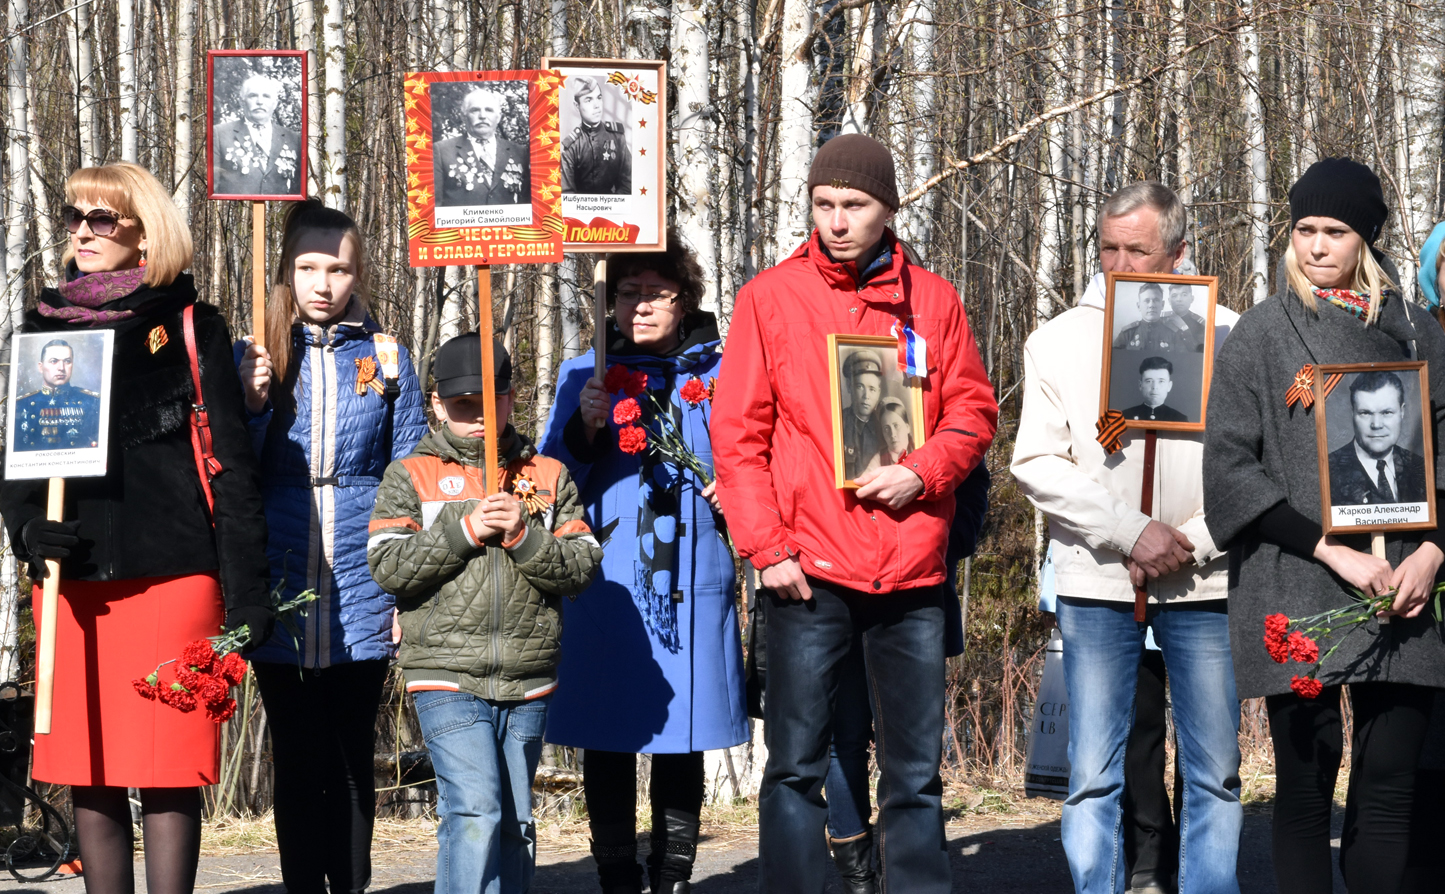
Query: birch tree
1239 2 1270 304
895 0 936 256
173 0 197 213
70 0 98 168
673 0 719 319
118 0 138 161
322 0 348 205
772 0 816 263
298 0 324 197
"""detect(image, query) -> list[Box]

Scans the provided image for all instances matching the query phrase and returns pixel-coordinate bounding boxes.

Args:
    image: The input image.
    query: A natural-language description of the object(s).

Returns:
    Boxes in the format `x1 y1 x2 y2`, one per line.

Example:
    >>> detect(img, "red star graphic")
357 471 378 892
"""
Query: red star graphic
638 119 647 128
639 187 647 195
639 147 646 156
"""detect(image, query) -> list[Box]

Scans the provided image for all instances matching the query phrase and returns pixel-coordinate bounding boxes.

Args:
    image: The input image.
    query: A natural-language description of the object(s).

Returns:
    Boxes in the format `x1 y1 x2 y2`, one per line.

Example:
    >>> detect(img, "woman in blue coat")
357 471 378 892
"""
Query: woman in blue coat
237 201 427 894
542 237 747 894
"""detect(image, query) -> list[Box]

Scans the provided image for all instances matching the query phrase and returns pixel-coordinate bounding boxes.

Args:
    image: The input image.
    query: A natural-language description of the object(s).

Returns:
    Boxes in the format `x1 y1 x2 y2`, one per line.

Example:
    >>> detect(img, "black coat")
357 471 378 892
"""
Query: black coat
0 275 270 615
1328 443 1429 505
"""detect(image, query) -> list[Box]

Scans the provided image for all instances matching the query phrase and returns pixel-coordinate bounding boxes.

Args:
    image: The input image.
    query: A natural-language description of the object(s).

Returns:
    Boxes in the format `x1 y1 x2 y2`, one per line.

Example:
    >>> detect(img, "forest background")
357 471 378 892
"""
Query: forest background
0 0 1441 817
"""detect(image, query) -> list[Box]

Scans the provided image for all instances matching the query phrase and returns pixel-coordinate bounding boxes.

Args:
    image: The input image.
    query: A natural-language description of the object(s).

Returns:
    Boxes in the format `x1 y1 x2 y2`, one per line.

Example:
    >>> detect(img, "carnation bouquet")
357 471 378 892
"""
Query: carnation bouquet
1263 583 1445 698
134 588 319 722
604 364 717 485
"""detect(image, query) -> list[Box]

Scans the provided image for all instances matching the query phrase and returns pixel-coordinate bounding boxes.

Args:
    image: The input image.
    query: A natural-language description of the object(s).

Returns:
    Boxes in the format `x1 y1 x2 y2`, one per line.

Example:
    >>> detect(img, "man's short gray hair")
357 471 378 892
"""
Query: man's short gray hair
1100 181 1187 251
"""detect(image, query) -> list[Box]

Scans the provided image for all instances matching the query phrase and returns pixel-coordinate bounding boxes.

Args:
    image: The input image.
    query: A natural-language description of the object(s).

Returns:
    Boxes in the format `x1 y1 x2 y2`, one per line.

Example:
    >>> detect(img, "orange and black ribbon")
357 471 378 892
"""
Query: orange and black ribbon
1285 364 1342 410
1096 409 1126 455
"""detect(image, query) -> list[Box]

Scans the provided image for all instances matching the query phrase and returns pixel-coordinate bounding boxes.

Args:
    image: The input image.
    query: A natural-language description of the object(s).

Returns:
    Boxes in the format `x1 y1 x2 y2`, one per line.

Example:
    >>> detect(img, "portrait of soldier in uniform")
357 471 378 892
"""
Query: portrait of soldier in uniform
211 70 303 197
561 77 631 195
434 86 532 207
14 339 101 451
840 349 886 480
1122 356 1188 423
1161 283 1206 352
1113 282 1182 352
1328 370 1428 506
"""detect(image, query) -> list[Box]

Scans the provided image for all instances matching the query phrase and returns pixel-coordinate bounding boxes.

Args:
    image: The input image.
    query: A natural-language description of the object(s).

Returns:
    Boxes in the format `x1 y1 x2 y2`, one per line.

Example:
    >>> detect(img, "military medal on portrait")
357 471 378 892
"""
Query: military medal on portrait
5 330 115 479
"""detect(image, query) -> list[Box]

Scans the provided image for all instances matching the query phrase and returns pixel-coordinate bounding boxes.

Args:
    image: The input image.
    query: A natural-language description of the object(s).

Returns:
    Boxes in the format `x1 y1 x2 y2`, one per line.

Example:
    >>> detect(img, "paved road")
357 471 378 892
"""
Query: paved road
0 808 1345 893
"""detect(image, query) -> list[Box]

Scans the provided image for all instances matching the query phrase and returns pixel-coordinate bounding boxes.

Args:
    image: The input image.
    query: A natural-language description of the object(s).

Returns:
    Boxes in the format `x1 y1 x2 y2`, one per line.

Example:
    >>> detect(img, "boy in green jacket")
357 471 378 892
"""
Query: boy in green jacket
368 333 602 894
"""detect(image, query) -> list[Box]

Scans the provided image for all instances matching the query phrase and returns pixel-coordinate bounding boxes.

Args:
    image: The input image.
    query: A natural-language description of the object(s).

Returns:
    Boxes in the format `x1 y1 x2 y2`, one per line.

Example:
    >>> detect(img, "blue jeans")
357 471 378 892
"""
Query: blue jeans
760 580 948 893
1055 597 1242 894
825 640 874 840
413 690 550 894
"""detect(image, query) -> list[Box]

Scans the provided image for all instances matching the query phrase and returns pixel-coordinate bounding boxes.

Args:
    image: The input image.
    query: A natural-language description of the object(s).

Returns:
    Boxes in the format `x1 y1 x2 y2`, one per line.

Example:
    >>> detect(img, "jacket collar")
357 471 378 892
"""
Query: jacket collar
422 423 532 469
296 299 375 348
792 229 907 304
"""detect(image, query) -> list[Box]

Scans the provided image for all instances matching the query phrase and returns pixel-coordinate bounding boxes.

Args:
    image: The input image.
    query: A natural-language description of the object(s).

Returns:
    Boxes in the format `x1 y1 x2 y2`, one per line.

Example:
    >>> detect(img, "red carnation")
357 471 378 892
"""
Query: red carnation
1264 614 1291 664
158 683 197 713
680 378 709 406
613 398 643 426
604 364 631 394
1290 674 1323 699
218 652 248 686
205 697 238 724
618 425 648 455
180 639 217 674
194 675 231 709
1287 631 1320 664
177 666 204 691
624 370 649 398
133 678 157 700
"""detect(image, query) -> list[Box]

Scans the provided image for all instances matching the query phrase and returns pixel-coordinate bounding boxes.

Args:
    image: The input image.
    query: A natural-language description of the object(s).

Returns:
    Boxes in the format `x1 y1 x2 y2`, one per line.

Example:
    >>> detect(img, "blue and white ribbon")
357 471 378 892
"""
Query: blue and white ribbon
891 319 928 379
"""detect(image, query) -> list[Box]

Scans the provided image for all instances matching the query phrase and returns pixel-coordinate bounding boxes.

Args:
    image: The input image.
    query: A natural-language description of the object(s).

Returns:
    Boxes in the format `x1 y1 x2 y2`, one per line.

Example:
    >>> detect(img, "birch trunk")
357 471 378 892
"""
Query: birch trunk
173 0 197 214
1391 0 1438 293
118 0 138 161
838 1 875 135
772 0 816 263
1168 0 1194 204
552 1 582 361
298 0 324 197
625 0 668 59
737 0 758 289
673 0 719 319
1034 0 1070 316
1239 3 1269 304
895 0 935 256
6 0 29 341
322 0 348 206
71 0 97 168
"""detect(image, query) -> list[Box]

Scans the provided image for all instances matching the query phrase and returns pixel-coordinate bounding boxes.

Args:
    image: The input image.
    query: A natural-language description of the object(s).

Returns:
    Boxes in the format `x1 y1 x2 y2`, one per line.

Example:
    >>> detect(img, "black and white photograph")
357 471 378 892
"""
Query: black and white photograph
559 74 632 196
5 330 115 480
430 79 533 228
207 50 306 200
827 335 926 488
1100 273 1217 431
1316 363 1436 533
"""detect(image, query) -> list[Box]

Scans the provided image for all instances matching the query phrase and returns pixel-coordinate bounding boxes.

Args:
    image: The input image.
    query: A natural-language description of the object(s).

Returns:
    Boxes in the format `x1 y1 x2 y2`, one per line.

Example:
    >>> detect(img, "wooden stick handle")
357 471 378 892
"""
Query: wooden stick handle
593 259 607 381
252 202 267 349
34 477 65 736
478 267 498 495
1133 430 1158 623
1373 532 1390 624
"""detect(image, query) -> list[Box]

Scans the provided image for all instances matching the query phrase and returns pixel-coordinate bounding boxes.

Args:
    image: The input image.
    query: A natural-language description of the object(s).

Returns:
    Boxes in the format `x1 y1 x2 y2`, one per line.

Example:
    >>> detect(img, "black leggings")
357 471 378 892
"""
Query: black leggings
253 659 389 894
1267 681 1436 894
583 749 705 829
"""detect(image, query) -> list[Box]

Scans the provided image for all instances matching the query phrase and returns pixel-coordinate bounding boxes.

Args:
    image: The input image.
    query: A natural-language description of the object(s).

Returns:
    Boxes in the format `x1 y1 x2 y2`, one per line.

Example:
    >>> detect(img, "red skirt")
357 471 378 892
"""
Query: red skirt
33 573 224 788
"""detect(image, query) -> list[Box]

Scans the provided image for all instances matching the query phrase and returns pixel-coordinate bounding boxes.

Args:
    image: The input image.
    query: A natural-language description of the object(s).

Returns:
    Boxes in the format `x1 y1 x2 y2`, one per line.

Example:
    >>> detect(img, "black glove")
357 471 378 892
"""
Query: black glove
225 605 276 652
20 519 80 580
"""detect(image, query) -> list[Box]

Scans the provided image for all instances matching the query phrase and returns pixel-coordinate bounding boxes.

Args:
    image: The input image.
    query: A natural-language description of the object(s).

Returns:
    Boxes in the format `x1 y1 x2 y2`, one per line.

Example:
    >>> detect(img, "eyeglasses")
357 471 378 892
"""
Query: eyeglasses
61 205 131 237
615 291 678 308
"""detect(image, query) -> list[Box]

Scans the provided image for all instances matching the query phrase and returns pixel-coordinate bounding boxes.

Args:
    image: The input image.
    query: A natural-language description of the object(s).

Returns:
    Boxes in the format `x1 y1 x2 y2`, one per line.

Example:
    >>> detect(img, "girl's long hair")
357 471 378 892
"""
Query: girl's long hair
1286 235 1396 325
265 200 371 408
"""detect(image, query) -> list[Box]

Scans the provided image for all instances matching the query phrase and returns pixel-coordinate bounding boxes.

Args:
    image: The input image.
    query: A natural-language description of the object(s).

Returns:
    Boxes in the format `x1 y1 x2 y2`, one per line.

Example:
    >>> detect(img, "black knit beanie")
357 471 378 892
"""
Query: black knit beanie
807 134 899 210
1289 157 1389 245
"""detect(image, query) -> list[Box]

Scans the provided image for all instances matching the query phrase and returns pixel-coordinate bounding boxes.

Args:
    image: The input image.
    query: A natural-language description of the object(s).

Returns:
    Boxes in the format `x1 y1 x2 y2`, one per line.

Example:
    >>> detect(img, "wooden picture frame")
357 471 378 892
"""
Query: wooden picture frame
1314 361 1437 534
541 57 667 254
827 335 927 489
405 69 564 267
206 50 308 201
1099 272 1218 432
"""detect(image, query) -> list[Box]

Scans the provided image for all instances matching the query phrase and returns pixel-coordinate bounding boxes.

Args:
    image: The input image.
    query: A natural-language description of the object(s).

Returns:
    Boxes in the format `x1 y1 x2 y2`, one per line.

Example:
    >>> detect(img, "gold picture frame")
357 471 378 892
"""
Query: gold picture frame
827 334 927 489
1099 272 1218 432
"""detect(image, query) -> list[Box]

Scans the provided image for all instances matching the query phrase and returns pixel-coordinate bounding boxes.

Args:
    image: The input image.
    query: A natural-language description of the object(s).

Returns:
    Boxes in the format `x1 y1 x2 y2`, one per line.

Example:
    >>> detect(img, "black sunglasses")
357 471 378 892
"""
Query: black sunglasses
61 205 130 237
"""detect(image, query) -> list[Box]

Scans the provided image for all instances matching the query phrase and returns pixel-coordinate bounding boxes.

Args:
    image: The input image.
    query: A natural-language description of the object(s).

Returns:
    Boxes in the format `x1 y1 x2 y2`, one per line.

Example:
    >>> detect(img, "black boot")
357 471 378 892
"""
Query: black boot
829 828 878 894
590 823 643 894
646 809 700 894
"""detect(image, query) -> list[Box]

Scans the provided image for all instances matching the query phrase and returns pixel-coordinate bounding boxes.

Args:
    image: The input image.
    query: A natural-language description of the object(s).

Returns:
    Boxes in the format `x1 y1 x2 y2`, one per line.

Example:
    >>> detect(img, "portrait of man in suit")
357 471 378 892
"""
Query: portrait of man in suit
1122 356 1188 423
1328 370 1428 506
212 72 302 197
434 87 532 207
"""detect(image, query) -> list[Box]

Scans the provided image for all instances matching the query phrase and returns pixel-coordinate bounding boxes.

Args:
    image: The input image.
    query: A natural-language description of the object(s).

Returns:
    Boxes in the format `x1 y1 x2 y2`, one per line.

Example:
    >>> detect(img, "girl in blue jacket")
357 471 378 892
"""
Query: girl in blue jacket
237 201 426 894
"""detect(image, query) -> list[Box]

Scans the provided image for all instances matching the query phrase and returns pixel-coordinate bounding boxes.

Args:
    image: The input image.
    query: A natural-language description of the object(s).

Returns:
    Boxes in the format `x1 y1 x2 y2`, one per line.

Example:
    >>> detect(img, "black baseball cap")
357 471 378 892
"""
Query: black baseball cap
433 332 512 397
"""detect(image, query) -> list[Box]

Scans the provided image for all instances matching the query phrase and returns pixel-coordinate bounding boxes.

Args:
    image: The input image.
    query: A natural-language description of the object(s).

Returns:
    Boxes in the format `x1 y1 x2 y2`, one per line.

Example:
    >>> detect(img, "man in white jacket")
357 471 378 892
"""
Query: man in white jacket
1011 182 1242 894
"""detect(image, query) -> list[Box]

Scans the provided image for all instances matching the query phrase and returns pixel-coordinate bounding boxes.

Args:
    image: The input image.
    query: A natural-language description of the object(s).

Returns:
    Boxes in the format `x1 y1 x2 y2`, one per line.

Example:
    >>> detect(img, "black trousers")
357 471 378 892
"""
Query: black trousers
583 749 705 829
1123 648 1180 889
1266 681 1436 894
253 659 390 894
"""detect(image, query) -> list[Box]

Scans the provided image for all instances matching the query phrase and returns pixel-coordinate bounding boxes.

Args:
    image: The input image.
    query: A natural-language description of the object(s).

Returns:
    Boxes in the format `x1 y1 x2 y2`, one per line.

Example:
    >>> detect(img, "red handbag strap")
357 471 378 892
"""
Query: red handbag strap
182 304 221 517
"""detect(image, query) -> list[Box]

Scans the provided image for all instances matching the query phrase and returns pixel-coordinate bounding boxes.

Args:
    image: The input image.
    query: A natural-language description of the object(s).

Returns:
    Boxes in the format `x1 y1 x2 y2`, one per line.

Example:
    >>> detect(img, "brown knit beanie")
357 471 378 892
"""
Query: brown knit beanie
807 134 899 210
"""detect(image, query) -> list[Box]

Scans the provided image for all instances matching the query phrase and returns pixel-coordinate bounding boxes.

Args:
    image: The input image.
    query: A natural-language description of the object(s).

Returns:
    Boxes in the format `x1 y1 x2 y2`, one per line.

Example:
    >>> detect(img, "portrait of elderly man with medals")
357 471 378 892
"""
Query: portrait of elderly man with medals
433 86 532 207
561 76 631 195
14 338 101 451
212 71 302 197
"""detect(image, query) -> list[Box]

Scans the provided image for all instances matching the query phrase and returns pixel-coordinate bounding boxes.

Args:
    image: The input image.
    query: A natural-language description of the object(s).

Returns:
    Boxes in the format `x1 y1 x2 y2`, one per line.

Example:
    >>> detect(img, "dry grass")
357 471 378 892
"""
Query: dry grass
198 814 438 857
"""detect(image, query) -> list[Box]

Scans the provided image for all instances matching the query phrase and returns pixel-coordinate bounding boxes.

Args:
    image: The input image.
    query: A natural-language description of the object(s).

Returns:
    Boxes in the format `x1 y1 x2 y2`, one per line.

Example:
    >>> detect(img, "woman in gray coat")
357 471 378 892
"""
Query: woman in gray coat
1203 159 1445 894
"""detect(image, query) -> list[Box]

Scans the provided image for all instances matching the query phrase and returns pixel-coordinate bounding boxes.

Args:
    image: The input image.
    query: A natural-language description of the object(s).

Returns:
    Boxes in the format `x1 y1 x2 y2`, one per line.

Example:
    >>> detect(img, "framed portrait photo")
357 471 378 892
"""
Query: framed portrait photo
1315 361 1436 534
4 330 115 480
206 50 307 201
405 69 563 267
1099 272 1218 432
827 335 926 489
542 57 666 253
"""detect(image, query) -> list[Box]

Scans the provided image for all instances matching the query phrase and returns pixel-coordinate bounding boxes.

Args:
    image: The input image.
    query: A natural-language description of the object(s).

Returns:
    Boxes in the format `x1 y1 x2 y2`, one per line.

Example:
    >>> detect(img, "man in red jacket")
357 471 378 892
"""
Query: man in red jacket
712 134 997 893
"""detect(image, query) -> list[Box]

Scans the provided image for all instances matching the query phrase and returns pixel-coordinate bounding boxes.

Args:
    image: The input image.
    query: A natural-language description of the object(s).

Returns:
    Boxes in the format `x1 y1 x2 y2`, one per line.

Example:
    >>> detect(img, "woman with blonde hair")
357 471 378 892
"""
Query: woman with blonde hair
0 162 273 894
1204 158 1445 894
